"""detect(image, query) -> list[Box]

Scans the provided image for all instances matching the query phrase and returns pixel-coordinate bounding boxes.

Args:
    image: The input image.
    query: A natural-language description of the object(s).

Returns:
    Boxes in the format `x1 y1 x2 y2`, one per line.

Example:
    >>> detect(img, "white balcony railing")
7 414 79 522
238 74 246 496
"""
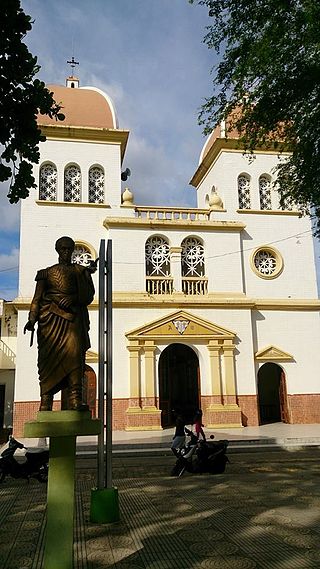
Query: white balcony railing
182 277 208 295
136 206 210 222
146 276 174 295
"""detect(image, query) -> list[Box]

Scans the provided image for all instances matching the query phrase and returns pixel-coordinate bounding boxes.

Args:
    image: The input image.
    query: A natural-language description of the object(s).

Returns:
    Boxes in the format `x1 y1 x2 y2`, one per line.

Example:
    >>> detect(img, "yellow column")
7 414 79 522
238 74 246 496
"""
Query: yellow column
144 340 157 409
127 340 141 409
223 339 238 407
207 340 223 406
170 246 182 293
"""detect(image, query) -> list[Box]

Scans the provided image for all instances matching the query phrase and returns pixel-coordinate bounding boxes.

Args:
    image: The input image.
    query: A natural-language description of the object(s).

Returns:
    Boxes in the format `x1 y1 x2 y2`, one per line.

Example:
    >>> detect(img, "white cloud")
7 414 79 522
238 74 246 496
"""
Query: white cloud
0 248 19 272
0 183 21 232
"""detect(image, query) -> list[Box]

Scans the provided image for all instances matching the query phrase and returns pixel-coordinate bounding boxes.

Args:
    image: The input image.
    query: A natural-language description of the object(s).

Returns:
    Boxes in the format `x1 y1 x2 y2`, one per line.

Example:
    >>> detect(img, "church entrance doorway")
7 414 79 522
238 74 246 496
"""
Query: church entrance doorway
258 363 289 424
159 343 200 428
84 365 97 418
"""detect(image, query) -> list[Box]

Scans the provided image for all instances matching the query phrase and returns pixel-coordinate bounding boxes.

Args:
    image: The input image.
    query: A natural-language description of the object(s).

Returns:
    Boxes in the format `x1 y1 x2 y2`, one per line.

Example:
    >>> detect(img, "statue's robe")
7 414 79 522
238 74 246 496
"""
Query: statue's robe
28 263 95 396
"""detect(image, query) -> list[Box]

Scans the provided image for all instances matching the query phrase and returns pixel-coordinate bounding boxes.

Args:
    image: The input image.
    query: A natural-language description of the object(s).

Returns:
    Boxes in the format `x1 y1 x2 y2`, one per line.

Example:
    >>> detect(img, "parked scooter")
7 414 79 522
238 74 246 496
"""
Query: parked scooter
0 436 49 483
171 428 229 477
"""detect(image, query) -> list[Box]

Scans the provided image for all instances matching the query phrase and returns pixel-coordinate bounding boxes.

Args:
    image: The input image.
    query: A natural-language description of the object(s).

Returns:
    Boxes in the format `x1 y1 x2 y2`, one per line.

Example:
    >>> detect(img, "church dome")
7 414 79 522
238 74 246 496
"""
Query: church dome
198 107 243 165
38 82 118 129
199 121 240 164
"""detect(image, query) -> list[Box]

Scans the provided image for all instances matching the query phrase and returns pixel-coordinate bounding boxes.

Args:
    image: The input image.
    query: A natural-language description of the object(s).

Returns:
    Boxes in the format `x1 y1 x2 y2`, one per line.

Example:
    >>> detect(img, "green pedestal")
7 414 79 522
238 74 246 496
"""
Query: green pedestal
90 487 120 523
24 411 101 569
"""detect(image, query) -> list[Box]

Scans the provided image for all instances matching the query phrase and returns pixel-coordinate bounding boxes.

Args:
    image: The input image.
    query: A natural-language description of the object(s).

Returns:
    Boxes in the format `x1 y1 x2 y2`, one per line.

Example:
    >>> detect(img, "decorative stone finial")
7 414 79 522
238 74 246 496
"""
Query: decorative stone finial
122 187 134 207
209 187 224 210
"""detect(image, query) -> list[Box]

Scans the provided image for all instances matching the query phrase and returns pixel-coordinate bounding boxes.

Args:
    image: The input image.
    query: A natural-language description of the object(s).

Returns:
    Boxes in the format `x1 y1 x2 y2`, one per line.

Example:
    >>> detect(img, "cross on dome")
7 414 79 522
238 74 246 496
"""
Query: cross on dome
67 56 79 70
66 56 80 88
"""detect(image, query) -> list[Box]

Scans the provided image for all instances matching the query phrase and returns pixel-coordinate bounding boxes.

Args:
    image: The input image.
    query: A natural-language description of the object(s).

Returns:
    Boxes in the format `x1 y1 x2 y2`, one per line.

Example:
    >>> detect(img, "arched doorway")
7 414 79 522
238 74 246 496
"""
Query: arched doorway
83 365 97 418
258 363 289 424
159 343 200 428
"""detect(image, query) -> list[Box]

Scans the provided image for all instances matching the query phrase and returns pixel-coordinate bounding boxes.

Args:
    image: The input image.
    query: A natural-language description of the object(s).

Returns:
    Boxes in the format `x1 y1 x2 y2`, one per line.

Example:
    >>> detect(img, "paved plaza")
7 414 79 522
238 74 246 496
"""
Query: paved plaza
1 448 320 568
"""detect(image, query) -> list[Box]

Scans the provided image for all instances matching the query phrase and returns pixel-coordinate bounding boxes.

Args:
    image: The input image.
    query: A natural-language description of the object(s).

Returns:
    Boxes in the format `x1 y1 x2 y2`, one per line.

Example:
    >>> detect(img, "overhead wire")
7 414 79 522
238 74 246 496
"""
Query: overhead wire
0 228 314 272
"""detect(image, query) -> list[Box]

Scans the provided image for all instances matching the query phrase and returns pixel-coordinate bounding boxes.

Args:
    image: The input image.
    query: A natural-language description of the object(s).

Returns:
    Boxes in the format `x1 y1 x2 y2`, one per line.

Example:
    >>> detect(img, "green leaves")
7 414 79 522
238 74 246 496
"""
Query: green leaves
192 0 320 230
0 0 64 203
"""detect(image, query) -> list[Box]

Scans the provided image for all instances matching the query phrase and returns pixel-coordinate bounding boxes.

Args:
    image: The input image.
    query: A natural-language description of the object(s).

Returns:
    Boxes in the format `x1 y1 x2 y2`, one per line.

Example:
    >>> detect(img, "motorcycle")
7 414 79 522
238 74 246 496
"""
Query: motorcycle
171 428 229 477
0 436 49 483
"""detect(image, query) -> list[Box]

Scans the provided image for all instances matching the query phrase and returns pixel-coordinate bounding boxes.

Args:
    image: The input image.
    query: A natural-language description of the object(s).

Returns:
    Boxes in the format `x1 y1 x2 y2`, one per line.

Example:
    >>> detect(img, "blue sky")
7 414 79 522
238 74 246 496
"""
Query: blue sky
0 0 216 300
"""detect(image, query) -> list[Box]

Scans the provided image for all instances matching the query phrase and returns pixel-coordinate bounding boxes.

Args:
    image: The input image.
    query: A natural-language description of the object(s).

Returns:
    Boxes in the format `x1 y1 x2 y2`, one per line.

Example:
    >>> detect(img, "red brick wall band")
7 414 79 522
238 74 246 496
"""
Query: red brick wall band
13 393 320 436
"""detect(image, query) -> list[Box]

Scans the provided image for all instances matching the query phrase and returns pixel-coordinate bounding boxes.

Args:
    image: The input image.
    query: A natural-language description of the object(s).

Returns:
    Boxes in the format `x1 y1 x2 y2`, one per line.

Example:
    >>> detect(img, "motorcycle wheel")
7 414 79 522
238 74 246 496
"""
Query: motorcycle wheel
171 458 186 477
177 465 186 477
171 463 181 476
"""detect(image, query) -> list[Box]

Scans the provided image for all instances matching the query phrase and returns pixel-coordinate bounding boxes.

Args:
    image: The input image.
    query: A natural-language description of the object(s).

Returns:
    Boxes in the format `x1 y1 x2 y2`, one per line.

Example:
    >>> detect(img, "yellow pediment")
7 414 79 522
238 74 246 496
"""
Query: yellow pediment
255 345 294 361
126 310 235 339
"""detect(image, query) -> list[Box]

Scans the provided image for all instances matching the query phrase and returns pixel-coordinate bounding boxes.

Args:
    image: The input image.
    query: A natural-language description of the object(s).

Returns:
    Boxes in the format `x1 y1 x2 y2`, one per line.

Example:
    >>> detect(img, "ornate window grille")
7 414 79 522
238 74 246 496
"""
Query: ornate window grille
181 237 207 294
181 237 205 277
259 176 272 210
64 165 81 202
145 236 172 294
252 247 283 279
238 175 251 209
89 166 105 203
280 195 294 211
254 249 277 275
39 163 57 201
145 236 170 276
71 244 94 267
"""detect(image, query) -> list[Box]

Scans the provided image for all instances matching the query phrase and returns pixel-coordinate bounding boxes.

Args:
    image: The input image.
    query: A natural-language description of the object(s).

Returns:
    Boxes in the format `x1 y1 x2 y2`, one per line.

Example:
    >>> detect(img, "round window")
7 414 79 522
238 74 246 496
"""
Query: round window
251 247 283 279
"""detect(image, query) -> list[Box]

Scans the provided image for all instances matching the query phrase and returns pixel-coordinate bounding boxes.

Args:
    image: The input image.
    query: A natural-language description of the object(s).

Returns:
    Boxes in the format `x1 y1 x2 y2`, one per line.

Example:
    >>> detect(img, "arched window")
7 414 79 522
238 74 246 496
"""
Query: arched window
71 243 94 267
280 194 294 211
89 166 104 203
238 174 251 209
39 163 57 201
181 237 207 295
145 236 170 276
259 175 272 210
145 236 172 294
64 165 81 202
181 237 205 277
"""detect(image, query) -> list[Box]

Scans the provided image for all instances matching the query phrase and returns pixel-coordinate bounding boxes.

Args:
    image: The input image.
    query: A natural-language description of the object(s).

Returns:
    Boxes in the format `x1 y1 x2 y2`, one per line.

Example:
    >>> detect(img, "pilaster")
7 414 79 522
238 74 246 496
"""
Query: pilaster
170 246 182 293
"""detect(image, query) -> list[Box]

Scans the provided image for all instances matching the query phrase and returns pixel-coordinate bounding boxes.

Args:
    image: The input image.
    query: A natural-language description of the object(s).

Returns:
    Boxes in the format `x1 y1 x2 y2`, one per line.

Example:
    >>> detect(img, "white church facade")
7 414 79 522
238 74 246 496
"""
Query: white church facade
2 75 320 437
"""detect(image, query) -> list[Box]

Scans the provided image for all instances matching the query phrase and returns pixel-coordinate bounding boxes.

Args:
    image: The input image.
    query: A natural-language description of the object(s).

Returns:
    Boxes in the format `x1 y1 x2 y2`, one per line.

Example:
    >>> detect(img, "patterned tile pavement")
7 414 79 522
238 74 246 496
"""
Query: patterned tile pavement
1 449 320 569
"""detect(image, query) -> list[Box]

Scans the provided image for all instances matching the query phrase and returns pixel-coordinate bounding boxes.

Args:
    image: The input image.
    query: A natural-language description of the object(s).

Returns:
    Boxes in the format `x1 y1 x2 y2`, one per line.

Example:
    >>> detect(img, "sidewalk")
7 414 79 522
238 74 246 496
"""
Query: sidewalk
2 449 320 569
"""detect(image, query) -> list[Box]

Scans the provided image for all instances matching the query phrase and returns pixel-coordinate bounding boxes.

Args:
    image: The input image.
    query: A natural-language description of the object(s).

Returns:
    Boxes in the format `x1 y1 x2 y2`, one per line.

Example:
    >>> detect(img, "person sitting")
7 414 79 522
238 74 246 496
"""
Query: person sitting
171 409 186 456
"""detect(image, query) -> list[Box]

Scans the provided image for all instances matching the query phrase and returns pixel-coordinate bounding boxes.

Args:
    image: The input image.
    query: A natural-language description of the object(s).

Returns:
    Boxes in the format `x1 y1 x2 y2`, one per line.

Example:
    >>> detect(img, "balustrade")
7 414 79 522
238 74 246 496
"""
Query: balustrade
136 206 209 222
182 277 208 295
146 276 174 295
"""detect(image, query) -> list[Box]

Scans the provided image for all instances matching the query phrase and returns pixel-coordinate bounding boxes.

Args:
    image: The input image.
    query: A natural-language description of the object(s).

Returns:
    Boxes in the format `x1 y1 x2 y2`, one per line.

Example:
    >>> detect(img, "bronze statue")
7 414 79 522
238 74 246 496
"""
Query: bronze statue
24 236 97 411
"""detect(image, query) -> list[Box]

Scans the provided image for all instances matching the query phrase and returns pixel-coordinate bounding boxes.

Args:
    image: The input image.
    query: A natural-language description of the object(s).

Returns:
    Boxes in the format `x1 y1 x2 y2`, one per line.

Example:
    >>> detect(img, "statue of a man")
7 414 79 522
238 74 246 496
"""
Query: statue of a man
24 236 96 411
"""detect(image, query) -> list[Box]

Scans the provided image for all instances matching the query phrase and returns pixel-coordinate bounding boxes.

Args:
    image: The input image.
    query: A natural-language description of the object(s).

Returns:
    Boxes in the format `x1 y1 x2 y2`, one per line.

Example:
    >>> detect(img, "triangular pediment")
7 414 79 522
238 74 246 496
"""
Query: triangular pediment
126 310 235 339
255 345 293 361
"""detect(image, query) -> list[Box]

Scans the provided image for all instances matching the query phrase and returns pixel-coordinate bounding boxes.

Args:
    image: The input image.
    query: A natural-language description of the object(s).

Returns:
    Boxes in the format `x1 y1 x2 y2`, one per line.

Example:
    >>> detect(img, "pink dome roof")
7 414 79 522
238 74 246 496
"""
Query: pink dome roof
38 83 118 129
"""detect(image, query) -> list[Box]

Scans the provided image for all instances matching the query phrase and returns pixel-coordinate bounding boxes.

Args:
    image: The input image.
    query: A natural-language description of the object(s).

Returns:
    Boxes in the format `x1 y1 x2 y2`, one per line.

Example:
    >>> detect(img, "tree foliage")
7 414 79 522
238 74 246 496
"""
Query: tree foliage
190 0 320 225
0 0 64 203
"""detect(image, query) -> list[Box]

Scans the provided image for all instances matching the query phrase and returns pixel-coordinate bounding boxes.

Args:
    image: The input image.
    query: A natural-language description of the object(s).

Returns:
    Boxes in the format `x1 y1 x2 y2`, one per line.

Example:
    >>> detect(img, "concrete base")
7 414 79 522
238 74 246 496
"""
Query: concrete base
24 410 101 569
90 487 120 523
